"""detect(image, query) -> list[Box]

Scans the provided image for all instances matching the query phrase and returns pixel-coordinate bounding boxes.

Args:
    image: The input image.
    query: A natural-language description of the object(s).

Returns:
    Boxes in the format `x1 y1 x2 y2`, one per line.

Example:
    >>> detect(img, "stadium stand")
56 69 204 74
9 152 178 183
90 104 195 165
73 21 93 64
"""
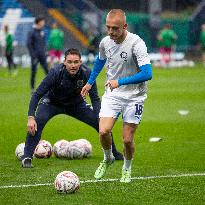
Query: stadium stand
0 0 34 59
0 0 204 67
18 0 92 50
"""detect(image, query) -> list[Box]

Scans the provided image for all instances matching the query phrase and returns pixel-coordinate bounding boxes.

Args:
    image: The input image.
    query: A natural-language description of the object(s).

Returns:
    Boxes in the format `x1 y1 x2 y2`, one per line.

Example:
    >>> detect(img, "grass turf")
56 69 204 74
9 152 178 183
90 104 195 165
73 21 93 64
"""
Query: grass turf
0 64 205 204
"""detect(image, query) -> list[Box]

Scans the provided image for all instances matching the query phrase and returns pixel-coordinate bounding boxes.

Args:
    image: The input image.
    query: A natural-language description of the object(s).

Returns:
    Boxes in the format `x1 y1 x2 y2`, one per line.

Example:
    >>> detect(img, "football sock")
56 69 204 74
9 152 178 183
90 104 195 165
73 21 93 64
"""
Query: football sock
123 158 132 170
103 148 113 161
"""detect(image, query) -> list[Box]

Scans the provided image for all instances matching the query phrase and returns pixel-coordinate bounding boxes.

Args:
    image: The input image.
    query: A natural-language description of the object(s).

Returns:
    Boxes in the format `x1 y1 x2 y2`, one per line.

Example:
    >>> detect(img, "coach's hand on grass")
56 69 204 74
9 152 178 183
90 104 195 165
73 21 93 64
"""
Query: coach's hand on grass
81 83 92 97
27 116 37 136
106 80 119 91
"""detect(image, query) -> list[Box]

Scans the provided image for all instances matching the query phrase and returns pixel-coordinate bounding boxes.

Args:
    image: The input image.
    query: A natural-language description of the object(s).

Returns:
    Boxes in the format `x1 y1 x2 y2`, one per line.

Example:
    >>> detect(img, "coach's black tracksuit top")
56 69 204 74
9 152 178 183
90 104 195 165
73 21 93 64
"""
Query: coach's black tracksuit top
27 27 46 58
28 63 101 117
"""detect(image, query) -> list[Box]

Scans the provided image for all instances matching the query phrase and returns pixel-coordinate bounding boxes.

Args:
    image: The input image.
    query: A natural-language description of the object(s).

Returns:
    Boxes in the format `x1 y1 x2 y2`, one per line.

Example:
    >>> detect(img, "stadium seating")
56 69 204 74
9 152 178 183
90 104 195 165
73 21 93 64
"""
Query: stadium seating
0 0 32 17
0 0 33 48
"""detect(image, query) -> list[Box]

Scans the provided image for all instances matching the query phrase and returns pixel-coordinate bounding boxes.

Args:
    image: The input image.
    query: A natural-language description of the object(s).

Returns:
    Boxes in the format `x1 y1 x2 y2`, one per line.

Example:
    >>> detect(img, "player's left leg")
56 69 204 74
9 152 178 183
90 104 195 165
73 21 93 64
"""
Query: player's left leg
120 99 145 182
120 122 137 183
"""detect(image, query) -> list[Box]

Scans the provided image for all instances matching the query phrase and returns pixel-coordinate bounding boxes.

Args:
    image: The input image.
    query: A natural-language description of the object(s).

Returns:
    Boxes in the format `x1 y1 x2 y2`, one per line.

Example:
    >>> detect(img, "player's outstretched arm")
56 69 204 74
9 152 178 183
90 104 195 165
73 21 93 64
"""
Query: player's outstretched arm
81 56 106 97
118 64 152 86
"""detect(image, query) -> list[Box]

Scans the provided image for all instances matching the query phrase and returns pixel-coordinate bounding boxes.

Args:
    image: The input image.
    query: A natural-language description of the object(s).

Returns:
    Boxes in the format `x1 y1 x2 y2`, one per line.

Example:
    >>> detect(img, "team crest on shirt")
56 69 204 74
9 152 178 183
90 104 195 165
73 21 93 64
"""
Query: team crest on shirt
77 80 84 88
120 51 128 62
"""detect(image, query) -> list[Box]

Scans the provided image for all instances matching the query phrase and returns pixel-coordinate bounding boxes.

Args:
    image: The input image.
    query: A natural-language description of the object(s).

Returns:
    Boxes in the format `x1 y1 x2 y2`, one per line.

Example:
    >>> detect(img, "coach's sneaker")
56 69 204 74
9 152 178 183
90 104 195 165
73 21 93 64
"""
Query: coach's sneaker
94 157 115 180
22 157 33 168
120 168 131 183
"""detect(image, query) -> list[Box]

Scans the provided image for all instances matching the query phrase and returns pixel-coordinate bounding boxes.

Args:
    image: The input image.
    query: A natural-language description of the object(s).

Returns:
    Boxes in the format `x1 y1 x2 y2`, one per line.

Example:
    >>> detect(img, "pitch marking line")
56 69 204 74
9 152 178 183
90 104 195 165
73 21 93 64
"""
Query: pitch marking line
0 173 205 189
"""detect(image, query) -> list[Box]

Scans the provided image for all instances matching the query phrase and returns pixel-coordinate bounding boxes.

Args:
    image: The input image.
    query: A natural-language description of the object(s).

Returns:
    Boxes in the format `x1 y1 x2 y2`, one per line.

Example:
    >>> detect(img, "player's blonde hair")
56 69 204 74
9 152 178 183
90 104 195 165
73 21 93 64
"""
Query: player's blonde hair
107 9 126 23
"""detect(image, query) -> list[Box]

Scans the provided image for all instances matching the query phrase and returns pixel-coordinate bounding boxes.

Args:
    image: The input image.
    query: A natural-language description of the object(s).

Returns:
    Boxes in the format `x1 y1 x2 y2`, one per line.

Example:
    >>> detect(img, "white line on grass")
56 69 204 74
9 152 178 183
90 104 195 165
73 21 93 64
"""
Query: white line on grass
0 172 205 189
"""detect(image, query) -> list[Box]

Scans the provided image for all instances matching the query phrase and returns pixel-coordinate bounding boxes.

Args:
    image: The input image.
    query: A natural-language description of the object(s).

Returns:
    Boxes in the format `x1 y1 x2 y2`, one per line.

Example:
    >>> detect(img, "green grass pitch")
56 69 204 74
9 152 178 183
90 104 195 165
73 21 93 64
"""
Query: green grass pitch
0 64 205 204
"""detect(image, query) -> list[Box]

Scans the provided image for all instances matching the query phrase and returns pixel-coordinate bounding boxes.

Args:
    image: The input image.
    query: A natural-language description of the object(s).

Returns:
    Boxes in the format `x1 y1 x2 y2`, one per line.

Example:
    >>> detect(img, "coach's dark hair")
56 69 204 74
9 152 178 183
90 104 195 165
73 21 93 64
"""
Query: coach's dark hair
35 16 45 24
64 48 81 59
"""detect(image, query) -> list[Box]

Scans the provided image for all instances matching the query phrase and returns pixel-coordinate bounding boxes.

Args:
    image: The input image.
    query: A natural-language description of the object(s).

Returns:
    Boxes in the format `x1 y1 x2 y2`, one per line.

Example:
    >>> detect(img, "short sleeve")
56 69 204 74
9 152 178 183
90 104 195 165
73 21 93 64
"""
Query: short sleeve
98 39 106 60
133 39 151 67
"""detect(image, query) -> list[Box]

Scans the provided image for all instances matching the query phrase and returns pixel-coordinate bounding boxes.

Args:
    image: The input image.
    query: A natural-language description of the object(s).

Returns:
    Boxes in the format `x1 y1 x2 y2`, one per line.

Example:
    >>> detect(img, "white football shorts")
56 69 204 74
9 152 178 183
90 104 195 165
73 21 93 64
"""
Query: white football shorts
99 93 146 124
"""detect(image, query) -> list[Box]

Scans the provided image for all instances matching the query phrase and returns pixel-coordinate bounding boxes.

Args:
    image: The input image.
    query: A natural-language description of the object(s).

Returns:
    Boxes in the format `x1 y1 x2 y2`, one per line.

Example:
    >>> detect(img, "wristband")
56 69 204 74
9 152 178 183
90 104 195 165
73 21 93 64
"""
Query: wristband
28 116 35 120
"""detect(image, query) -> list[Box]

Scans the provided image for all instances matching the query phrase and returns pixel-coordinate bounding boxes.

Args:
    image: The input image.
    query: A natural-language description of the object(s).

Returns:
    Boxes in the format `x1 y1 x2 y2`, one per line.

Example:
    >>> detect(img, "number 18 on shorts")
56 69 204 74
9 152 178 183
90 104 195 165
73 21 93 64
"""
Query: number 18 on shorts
100 95 145 124
122 101 144 124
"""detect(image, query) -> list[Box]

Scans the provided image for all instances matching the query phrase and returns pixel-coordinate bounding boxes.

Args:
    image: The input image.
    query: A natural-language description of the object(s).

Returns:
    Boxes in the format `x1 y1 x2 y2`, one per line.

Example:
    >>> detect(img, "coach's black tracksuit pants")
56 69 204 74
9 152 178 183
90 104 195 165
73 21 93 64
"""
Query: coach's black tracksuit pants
31 55 48 89
23 99 118 159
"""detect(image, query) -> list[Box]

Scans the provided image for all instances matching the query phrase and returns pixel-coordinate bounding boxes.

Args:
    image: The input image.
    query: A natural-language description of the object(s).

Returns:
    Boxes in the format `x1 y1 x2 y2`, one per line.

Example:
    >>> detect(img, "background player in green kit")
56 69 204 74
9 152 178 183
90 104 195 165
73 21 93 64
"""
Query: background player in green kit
200 24 205 67
157 24 177 65
4 25 17 76
48 22 64 69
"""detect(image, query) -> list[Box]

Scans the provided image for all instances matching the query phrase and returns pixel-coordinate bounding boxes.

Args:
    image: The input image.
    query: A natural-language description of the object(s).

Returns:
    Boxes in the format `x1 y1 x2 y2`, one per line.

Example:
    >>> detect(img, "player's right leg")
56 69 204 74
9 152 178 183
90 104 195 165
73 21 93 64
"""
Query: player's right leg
94 95 121 179
22 99 63 168
94 117 116 180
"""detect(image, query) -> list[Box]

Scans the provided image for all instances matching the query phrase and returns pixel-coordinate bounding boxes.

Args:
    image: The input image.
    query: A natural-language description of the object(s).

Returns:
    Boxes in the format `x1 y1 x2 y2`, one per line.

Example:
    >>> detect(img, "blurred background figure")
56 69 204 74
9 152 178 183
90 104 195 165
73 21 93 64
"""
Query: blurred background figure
87 29 100 65
149 0 161 52
27 16 48 92
157 24 178 66
4 25 17 76
200 24 205 67
48 22 64 69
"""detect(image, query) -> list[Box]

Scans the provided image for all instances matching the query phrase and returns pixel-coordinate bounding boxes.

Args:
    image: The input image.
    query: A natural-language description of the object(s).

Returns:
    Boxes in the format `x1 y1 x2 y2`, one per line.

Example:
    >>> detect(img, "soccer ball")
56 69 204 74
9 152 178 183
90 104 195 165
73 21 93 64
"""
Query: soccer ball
34 140 52 158
53 140 70 158
54 171 80 194
68 140 85 159
15 142 25 160
78 139 92 157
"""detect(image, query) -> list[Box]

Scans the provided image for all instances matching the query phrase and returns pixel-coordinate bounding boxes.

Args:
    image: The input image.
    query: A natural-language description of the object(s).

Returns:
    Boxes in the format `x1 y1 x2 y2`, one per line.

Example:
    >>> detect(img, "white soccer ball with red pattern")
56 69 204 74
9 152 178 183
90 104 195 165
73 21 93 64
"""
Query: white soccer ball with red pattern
68 140 85 159
15 142 25 160
53 140 70 158
78 139 92 157
34 140 52 158
54 171 80 194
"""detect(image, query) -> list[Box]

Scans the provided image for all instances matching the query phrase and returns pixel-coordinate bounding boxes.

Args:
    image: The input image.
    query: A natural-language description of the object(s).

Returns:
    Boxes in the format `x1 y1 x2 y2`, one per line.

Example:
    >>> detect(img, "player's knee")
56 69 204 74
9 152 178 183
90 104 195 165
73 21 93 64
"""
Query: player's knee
123 138 133 146
99 128 111 138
